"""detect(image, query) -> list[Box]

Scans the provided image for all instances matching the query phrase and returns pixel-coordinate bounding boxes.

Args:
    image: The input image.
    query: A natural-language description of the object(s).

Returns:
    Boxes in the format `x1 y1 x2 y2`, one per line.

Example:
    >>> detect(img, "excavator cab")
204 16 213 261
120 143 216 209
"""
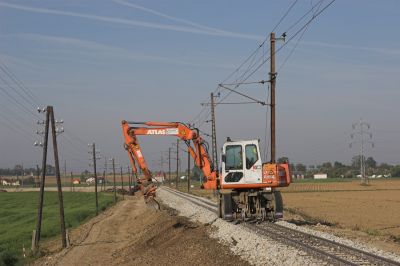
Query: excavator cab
220 139 263 188
220 139 291 189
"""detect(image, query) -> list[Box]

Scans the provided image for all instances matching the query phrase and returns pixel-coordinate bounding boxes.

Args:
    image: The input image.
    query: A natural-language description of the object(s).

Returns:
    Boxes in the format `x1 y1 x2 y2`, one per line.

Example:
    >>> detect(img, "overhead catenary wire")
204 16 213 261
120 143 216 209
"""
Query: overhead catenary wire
283 0 325 34
278 0 325 72
222 0 336 92
214 0 335 110
271 0 300 32
190 0 304 128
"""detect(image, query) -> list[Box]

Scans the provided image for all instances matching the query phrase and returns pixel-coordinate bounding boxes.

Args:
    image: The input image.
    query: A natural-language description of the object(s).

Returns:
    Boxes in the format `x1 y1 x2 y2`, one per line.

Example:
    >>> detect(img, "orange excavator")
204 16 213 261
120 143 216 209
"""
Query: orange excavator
121 120 291 221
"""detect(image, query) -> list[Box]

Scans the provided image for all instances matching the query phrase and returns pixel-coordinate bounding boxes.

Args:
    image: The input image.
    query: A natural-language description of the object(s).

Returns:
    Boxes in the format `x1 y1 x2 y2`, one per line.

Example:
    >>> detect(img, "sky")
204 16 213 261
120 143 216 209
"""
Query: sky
0 0 399 173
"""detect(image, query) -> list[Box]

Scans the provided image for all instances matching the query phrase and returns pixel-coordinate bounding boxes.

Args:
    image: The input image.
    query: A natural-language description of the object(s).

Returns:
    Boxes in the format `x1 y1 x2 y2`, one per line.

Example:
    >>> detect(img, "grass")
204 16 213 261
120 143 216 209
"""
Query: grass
0 192 114 266
364 228 380 236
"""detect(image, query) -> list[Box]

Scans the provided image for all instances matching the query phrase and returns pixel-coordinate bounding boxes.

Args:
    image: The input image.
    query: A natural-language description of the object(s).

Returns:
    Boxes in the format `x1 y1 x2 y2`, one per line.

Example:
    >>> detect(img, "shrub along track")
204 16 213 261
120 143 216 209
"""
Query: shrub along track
162 186 400 266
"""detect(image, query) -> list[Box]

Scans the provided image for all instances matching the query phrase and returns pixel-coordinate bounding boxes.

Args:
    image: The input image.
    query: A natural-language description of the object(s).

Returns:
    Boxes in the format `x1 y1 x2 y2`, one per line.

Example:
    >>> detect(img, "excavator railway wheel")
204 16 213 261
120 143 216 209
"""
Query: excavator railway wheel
217 193 223 218
273 190 283 220
220 193 233 221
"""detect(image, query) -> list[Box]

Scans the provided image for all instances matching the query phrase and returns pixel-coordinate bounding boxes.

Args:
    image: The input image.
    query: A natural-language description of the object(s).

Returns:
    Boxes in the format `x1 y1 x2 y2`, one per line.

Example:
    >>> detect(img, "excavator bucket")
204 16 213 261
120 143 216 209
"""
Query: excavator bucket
143 185 160 210
145 197 160 210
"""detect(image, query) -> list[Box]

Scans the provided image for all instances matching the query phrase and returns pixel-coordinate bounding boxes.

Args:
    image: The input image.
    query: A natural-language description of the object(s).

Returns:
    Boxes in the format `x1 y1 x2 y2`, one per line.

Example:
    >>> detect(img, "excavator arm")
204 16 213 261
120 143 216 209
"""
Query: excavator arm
121 120 218 200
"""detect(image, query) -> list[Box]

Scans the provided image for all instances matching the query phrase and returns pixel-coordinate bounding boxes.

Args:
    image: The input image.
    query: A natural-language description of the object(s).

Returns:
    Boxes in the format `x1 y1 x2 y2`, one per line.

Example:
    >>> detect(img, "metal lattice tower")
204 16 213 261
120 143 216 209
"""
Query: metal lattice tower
350 118 374 185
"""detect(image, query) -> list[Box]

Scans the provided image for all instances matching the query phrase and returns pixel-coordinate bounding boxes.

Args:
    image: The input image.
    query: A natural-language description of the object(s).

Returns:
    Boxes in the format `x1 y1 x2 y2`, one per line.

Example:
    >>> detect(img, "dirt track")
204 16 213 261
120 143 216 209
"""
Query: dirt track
35 195 249 266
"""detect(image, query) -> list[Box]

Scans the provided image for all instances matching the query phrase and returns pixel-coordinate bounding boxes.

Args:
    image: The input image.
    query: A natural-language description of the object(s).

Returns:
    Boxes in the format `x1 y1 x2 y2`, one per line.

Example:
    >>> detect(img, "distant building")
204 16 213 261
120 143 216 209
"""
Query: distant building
314 173 327 179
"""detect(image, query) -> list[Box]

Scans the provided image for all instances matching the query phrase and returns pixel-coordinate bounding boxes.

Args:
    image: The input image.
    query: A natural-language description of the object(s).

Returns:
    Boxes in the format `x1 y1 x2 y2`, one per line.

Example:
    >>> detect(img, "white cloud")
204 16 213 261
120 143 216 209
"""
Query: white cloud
0 2 262 40
17 33 235 69
112 0 236 35
0 52 45 71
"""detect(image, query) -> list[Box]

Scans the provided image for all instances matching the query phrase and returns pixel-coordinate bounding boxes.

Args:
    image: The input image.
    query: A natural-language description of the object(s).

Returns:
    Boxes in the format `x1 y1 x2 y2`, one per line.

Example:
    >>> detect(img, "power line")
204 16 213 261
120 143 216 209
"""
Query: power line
0 85 40 119
0 59 43 107
0 74 37 108
0 115 36 144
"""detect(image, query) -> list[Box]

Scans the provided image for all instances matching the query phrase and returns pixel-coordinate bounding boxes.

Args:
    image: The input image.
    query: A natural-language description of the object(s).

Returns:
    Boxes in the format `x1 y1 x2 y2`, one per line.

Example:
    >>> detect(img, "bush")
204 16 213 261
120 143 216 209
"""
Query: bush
0 250 18 266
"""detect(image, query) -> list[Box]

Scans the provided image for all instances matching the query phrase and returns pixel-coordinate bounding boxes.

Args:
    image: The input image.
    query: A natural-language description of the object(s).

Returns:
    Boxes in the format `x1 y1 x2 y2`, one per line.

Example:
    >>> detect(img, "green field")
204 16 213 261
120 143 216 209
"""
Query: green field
0 192 114 266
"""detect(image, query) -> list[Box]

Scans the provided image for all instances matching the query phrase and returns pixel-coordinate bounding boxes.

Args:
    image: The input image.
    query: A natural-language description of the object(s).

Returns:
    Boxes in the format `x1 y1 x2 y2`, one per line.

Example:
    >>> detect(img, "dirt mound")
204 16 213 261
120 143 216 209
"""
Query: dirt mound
34 195 249 266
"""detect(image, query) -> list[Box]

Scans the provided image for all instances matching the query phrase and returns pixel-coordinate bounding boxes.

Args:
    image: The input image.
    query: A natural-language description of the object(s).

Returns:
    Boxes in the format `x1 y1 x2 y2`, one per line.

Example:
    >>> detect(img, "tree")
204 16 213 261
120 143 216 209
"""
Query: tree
321 162 332 169
45 164 55 175
391 165 400 177
365 157 377 168
277 157 289 164
295 163 306 172
13 164 23 173
333 161 344 168
80 170 90 181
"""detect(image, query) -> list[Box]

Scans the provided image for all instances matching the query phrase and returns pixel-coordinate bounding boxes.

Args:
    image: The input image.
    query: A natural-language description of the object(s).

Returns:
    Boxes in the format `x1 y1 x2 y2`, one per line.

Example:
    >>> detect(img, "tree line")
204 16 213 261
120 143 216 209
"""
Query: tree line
0 164 55 176
278 156 400 178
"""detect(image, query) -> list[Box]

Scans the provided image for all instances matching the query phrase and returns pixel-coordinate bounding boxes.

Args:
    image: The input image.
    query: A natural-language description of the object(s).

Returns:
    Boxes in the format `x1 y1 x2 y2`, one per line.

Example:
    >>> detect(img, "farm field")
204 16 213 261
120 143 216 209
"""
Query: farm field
0 192 114 265
281 178 400 192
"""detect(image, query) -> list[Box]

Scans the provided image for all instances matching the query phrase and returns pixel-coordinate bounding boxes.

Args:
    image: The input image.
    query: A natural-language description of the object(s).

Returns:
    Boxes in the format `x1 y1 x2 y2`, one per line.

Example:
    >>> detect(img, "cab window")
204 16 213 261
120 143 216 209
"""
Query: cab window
225 145 242 170
245 144 258 169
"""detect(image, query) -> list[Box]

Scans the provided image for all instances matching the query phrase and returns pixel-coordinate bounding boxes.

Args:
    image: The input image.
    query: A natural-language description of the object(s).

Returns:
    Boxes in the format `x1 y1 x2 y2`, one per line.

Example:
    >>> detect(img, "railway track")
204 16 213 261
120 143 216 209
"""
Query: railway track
161 186 400 266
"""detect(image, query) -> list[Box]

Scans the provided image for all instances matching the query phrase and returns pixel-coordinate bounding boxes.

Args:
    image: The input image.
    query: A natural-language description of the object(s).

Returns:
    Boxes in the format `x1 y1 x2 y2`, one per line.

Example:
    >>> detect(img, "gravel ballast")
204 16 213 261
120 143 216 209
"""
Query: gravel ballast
276 220 400 263
158 187 322 266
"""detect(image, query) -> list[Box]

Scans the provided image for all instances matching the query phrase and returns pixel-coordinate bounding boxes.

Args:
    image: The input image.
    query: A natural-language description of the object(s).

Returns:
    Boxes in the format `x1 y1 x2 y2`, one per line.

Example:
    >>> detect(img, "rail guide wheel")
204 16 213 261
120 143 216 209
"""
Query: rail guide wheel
273 190 283 220
219 193 233 221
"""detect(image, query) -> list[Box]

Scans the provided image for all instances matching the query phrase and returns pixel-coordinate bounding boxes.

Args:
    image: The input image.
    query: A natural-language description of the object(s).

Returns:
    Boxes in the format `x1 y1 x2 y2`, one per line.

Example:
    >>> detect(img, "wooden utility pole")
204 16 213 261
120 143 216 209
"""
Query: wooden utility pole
104 156 107 189
50 106 67 248
187 149 190 193
91 143 99 215
112 158 117 203
70 172 74 192
210 93 218 171
34 106 50 249
102 170 106 191
176 140 179 189
21 163 24 187
127 166 131 193
64 160 66 182
35 165 40 188
120 166 124 200
270 32 276 163
168 147 171 187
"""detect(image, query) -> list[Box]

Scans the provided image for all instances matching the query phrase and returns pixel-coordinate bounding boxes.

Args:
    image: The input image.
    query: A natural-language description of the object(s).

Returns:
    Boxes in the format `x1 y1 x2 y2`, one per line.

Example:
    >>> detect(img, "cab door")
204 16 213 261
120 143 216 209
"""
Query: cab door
221 144 245 185
243 143 262 184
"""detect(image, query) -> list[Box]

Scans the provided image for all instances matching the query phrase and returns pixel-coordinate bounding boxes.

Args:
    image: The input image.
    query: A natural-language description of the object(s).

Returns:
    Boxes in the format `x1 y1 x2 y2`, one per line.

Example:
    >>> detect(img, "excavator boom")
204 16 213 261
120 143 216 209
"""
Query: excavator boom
121 120 218 200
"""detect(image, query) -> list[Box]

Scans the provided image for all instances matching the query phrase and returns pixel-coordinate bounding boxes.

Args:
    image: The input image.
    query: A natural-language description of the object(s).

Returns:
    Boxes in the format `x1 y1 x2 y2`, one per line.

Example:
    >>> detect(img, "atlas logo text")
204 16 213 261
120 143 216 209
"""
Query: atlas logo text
147 129 166 135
